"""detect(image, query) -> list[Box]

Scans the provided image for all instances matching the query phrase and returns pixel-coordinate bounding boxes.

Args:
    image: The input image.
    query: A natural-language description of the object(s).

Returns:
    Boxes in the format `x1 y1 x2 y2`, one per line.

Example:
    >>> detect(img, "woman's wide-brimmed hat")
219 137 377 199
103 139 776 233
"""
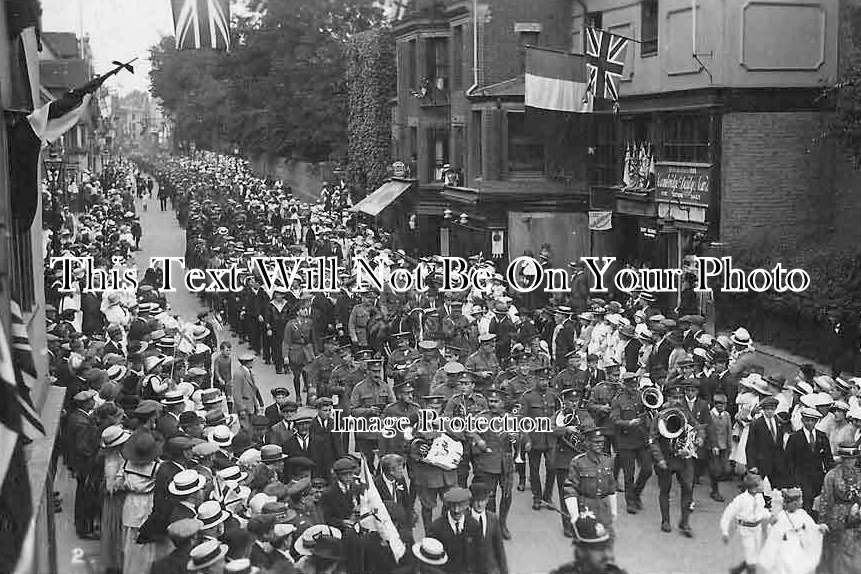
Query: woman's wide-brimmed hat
122 431 162 463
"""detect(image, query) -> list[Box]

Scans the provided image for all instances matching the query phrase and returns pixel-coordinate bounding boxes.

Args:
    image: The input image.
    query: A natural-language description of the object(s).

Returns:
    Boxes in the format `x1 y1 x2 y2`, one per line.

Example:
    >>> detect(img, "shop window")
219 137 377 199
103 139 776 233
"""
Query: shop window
662 114 711 163
590 115 619 185
11 221 35 311
641 0 658 56
428 127 449 181
507 112 544 173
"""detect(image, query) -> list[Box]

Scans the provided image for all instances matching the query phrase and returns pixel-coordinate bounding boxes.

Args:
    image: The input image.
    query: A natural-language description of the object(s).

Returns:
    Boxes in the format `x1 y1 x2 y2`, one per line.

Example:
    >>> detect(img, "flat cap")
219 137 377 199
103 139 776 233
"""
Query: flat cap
442 487 471 504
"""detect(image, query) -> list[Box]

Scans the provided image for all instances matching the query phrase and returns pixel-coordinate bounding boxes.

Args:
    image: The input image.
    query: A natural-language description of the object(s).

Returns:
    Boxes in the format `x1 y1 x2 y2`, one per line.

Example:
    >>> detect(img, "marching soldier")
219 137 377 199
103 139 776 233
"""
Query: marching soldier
349 356 393 471
381 381 422 458
649 383 696 537
552 388 594 537
466 334 501 391
430 361 466 403
469 386 515 539
445 372 488 487
409 394 460 530
609 372 652 515
307 335 340 399
520 374 559 510
348 291 376 350
413 340 444 398
552 350 588 394
441 301 477 361
386 331 420 378
588 360 621 459
562 426 619 537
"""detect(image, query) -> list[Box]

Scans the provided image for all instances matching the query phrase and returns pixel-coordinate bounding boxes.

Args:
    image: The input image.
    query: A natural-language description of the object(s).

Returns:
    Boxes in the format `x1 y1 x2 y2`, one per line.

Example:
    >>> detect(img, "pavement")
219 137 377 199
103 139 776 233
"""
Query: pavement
54 181 766 574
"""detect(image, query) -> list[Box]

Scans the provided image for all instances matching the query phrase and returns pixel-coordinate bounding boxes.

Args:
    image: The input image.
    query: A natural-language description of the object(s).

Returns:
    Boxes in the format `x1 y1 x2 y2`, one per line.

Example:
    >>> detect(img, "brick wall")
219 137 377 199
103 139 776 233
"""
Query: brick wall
720 111 856 251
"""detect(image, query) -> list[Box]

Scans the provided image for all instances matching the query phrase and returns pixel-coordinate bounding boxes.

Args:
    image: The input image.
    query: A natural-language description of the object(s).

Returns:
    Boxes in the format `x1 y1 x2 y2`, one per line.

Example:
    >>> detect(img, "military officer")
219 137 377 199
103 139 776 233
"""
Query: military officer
386 331 420 378
552 350 588 394
307 336 340 399
429 361 466 403
412 340 444 398
562 426 619 537
520 374 560 509
549 513 628 574
348 292 376 349
349 356 393 471
466 333 501 391
441 301 476 361
587 360 621 458
469 386 515 539
609 372 652 514
552 388 594 537
381 381 422 458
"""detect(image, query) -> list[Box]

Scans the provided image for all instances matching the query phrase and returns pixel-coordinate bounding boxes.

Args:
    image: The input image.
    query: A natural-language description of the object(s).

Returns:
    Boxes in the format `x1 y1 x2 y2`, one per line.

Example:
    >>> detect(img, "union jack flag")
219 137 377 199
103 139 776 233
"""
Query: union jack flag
171 0 231 51
585 27 628 101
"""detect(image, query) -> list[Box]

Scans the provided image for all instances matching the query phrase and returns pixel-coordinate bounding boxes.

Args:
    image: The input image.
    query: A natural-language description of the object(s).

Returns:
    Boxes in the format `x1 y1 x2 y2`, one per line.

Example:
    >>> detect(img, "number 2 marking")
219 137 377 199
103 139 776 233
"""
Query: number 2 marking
71 548 84 564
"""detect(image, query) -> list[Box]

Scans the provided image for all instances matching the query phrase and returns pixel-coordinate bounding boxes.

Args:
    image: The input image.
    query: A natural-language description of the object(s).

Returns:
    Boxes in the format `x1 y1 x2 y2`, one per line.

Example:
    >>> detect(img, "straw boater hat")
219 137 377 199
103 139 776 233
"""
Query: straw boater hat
293 524 343 556
187 539 228 571
100 425 131 449
196 500 232 531
412 537 448 566
731 327 752 346
169 469 207 496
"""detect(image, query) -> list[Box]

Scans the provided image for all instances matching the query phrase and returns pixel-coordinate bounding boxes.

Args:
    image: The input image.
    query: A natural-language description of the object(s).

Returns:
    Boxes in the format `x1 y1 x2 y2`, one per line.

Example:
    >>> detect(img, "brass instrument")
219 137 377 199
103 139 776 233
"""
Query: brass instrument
657 407 698 459
554 398 586 453
641 387 664 410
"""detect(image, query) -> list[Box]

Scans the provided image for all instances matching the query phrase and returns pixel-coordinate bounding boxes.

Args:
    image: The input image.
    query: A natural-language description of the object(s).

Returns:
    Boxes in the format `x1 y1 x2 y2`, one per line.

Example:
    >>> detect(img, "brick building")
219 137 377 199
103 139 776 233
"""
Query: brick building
354 0 591 265
355 0 861 286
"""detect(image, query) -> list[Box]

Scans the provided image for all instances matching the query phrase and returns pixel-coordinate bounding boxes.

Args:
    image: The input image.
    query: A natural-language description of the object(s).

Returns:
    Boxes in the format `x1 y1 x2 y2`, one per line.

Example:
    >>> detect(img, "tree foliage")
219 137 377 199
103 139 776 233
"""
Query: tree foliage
345 28 396 198
149 0 384 162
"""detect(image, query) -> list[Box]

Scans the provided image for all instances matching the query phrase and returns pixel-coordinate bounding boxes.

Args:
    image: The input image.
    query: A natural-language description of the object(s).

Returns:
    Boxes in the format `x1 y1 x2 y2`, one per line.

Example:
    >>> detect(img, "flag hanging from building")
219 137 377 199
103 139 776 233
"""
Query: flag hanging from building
525 46 593 113
585 28 628 101
589 210 613 231
171 0 231 51
0 301 44 572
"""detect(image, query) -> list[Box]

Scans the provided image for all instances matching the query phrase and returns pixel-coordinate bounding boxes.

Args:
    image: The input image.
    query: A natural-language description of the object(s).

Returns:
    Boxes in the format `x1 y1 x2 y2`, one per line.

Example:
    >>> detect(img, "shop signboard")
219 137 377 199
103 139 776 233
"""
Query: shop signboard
655 163 711 207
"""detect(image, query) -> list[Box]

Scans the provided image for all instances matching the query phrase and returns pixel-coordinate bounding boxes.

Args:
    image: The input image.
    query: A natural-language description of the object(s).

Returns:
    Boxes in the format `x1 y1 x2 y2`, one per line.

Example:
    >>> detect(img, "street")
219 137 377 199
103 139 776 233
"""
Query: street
53 183 745 574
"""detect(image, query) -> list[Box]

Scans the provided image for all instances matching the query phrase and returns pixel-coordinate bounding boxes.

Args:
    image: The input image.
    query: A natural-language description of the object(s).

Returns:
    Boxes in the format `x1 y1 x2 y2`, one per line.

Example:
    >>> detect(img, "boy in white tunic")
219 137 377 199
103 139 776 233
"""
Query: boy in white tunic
720 472 771 574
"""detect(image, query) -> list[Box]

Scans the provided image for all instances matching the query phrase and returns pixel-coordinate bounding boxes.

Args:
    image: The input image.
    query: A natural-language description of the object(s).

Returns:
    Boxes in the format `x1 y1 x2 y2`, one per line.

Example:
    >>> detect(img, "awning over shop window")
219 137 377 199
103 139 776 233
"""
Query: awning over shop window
350 180 412 217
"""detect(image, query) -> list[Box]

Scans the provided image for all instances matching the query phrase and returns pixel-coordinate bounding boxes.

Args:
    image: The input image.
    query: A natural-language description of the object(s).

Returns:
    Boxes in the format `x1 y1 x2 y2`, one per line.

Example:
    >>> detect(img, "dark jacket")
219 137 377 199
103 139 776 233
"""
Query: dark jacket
745 416 788 486
785 429 834 485
427 514 485 574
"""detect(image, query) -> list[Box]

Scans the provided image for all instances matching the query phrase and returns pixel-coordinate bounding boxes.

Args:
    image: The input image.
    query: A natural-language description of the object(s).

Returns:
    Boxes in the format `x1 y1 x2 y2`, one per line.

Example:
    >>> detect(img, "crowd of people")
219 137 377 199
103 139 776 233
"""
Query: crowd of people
44 152 861 574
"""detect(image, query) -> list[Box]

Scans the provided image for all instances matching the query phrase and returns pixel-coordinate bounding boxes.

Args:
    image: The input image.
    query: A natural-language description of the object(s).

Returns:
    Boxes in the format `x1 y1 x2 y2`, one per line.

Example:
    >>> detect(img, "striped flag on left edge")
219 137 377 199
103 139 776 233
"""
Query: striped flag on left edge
0 301 44 572
171 0 231 51
525 46 593 113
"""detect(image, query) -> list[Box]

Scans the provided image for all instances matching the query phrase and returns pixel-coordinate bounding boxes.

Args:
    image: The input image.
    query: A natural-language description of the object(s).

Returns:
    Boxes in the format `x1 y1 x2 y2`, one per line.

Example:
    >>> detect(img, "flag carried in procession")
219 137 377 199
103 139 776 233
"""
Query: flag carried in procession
171 0 231 51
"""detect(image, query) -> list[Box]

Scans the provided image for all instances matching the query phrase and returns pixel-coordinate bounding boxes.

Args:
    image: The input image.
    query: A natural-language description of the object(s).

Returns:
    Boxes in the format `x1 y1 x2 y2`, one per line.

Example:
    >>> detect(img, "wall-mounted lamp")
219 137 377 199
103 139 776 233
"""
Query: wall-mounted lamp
459 213 469 225
443 208 452 220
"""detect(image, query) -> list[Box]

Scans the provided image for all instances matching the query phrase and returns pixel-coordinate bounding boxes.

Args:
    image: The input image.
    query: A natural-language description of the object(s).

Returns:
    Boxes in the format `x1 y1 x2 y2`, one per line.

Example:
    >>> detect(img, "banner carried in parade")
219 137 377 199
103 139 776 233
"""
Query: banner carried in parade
585 27 628 102
525 46 593 113
171 0 231 51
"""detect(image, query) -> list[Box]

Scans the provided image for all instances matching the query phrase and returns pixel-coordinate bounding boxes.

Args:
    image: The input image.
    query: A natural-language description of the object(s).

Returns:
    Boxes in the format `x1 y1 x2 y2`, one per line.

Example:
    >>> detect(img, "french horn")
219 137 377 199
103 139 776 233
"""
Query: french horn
657 407 686 439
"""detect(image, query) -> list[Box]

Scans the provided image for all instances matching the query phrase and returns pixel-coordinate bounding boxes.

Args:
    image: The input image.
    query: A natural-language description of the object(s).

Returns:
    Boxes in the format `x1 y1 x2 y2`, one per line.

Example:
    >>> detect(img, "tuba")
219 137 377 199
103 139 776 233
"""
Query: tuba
641 387 664 410
657 407 697 459
554 400 586 453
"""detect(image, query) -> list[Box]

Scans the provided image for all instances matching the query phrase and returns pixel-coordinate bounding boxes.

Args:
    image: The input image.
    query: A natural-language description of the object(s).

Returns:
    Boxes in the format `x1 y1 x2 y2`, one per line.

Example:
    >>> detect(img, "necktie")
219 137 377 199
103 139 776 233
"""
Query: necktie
809 431 815 452
478 515 484 536
770 419 777 442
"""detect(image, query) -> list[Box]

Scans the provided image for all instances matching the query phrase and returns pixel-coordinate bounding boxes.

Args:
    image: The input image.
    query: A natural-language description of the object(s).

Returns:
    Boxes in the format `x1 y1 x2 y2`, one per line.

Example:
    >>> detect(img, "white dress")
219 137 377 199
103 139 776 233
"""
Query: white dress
719 491 770 563
730 392 760 467
758 509 822 574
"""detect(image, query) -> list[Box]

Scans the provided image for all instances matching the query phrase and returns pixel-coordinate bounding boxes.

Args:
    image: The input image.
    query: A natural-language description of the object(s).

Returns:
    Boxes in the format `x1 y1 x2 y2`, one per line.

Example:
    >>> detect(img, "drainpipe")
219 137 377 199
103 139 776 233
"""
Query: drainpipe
466 0 480 96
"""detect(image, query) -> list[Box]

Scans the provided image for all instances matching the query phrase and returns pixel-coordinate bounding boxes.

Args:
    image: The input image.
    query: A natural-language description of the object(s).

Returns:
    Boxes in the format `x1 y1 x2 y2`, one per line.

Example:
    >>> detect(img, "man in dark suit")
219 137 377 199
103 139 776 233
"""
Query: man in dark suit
427 487 484 574
265 388 292 426
320 457 360 528
785 407 834 514
682 380 711 483
148 518 201 574
103 324 127 356
309 397 343 478
745 396 788 489
375 454 413 526
65 390 101 538
268 406 296 451
469 482 508 574
551 307 577 370
156 391 185 440
619 326 642 374
284 410 314 459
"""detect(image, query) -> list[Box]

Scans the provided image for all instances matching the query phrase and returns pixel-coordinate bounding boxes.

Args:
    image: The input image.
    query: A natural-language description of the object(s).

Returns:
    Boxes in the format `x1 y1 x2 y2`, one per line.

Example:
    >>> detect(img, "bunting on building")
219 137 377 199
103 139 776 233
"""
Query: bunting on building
589 210 613 231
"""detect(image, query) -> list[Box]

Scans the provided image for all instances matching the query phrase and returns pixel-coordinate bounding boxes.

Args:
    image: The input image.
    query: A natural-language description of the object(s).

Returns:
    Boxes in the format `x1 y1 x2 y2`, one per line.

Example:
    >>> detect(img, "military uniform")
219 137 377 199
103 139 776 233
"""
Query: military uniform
587 381 619 455
411 356 441 398
445 391 488 486
348 302 375 348
609 386 653 511
551 367 587 393
519 386 559 505
470 408 515 534
649 404 695 532
349 375 394 469
563 449 617 534
380 399 422 456
551 407 594 534
465 349 500 390
410 430 459 530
